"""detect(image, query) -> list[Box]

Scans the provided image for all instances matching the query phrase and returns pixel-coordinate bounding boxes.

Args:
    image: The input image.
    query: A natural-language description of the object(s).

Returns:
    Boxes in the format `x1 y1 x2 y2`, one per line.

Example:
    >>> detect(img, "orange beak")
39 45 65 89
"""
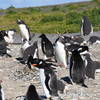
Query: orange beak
32 64 38 67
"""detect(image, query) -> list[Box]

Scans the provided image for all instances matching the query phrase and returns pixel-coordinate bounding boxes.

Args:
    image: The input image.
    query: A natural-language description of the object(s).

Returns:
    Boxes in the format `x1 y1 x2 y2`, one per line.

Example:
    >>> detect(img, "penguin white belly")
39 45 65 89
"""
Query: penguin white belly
95 40 100 44
1 88 5 100
4 36 13 44
55 41 67 68
33 48 38 58
39 69 51 98
19 25 29 41
22 42 30 51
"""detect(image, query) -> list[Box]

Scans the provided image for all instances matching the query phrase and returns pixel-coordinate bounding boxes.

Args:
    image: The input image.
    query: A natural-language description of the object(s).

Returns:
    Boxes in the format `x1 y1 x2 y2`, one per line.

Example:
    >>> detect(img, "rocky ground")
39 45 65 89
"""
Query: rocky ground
0 33 100 100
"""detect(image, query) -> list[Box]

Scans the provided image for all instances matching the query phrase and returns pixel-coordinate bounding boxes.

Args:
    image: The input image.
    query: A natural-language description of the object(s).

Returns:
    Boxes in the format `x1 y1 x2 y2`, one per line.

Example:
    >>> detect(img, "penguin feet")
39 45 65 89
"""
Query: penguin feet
45 97 53 100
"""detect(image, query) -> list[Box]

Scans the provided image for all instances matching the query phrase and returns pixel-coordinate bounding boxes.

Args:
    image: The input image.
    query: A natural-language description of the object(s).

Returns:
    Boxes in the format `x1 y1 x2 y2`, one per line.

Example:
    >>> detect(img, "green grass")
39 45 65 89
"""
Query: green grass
0 1 100 34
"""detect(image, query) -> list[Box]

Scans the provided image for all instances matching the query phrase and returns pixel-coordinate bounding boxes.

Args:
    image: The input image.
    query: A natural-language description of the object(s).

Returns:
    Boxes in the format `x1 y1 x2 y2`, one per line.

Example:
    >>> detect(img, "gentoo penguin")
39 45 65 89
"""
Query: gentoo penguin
54 36 68 68
3 29 16 44
17 19 31 42
69 50 88 88
81 16 93 36
85 54 100 79
88 36 100 44
27 56 64 99
0 30 8 38
0 31 8 56
39 34 54 59
24 84 40 100
71 35 86 45
0 80 5 100
17 41 38 64
65 43 89 52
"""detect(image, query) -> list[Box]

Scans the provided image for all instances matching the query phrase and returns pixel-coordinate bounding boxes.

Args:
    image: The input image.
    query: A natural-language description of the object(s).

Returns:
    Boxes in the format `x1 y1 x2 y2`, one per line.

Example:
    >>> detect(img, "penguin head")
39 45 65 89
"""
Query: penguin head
27 55 47 69
78 46 89 54
27 84 37 94
16 19 25 25
0 30 8 37
26 84 40 100
0 30 8 40
39 34 46 39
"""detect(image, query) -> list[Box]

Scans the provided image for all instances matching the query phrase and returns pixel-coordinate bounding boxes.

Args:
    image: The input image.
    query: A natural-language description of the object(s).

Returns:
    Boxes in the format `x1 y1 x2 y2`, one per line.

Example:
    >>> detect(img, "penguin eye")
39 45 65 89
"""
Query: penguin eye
39 61 43 65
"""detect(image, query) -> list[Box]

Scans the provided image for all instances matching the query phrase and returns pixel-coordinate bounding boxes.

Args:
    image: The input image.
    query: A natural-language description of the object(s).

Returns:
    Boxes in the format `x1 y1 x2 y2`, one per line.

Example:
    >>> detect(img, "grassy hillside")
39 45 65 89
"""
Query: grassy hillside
0 1 100 34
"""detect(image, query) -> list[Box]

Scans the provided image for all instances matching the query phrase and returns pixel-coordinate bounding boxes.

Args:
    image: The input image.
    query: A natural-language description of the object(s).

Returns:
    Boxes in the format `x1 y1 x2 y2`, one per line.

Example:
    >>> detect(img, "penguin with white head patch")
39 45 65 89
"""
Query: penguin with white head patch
69 47 89 88
17 19 31 42
27 56 64 100
39 34 54 59
0 80 5 100
24 84 41 100
81 16 93 36
54 35 68 68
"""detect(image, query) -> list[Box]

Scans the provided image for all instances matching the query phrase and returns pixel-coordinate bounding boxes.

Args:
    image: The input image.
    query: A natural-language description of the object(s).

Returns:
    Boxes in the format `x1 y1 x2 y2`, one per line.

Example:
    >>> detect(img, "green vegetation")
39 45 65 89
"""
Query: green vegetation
0 1 100 34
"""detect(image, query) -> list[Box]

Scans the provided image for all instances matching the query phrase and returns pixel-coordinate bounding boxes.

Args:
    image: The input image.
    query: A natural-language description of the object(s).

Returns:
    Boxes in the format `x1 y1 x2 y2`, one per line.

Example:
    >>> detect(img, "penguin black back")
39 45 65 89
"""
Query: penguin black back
25 84 40 100
70 50 87 87
0 30 8 41
39 34 54 57
23 41 38 62
88 36 100 44
81 16 92 36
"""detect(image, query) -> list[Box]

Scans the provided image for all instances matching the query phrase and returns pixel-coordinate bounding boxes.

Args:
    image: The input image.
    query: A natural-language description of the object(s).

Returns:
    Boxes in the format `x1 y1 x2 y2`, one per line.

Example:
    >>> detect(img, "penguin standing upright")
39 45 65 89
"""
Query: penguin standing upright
69 49 88 88
24 84 40 100
27 56 64 100
81 16 93 36
0 80 5 100
54 36 68 68
0 30 8 56
39 34 54 59
17 20 31 42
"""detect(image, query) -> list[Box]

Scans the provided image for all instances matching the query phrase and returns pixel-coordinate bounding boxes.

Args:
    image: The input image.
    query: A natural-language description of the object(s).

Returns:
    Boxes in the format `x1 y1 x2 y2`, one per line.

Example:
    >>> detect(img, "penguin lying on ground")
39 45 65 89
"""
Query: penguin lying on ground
39 34 54 60
71 35 86 45
27 56 65 100
88 36 100 44
0 80 5 100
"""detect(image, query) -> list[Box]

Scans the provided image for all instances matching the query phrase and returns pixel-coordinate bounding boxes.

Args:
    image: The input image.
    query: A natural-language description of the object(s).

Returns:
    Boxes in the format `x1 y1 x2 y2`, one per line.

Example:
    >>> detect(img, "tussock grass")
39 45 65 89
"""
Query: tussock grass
0 1 100 34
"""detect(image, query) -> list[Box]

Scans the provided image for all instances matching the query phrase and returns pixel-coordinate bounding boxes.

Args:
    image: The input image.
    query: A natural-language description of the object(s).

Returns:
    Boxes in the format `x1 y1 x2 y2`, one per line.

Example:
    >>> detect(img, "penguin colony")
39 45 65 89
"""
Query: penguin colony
0 16 100 100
